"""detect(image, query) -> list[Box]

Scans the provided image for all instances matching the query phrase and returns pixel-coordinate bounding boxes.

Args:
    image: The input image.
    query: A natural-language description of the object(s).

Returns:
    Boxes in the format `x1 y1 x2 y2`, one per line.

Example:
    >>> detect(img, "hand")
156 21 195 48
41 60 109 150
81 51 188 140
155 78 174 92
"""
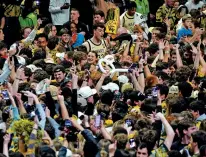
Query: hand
44 78 51 86
8 57 14 70
159 40 165 50
174 44 180 50
139 58 145 69
102 70 110 78
45 107 50 118
190 43 198 55
3 134 11 145
164 41 170 51
57 95 64 102
61 3 70 10
16 66 24 78
15 93 22 102
154 112 164 121
150 14 155 19
42 131 53 146
164 18 171 27
22 91 36 98
87 96 94 104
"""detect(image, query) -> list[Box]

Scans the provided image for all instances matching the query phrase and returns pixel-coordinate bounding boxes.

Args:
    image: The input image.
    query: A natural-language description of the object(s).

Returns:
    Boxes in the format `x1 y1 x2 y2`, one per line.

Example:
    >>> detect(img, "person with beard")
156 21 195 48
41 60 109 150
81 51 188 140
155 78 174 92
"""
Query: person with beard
185 0 205 12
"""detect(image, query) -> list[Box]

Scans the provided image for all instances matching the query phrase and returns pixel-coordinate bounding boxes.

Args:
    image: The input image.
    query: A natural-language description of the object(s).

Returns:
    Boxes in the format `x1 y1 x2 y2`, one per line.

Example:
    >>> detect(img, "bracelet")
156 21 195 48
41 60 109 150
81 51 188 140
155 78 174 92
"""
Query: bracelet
143 63 147 66
139 71 144 74
165 51 170 54
15 77 21 80
33 128 38 130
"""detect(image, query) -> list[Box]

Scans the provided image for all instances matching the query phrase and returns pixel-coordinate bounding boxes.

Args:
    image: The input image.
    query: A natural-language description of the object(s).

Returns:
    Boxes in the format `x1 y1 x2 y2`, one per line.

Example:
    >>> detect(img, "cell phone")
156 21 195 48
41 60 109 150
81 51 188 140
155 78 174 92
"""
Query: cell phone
1 90 9 100
128 63 137 73
151 87 159 97
125 119 132 127
65 119 72 128
129 138 136 148
36 0 40 6
95 115 101 128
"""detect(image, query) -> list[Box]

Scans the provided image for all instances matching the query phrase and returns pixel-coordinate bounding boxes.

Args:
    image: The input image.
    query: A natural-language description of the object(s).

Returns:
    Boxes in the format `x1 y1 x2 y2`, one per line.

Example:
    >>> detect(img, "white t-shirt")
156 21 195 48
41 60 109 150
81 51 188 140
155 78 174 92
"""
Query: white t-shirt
185 0 204 12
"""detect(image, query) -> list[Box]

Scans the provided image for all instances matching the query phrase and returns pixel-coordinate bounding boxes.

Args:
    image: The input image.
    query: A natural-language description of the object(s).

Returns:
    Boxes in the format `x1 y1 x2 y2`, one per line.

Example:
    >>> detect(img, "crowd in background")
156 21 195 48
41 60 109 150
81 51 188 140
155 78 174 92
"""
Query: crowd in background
0 0 206 157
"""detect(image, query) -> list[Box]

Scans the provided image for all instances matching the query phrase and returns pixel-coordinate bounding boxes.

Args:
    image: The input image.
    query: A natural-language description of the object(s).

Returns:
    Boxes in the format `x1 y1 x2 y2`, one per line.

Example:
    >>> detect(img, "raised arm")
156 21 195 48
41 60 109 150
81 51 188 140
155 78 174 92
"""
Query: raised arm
58 95 69 120
175 44 183 68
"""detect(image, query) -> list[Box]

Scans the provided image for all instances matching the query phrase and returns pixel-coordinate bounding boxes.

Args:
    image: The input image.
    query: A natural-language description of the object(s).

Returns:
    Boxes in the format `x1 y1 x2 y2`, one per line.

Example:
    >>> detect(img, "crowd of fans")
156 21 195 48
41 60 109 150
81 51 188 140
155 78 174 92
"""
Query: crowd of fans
0 0 206 156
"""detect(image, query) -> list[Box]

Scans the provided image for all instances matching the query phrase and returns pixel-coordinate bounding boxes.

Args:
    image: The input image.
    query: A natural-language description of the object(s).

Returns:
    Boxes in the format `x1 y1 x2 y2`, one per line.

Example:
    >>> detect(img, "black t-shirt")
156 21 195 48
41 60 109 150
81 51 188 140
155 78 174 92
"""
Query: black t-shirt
0 5 5 22
171 140 187 151
63 21 90 39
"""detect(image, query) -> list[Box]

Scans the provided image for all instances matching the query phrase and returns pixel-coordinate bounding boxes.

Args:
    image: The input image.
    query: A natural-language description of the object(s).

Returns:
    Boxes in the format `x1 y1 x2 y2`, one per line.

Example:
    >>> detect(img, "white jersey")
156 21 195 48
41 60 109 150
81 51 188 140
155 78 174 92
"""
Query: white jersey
120 11 149 34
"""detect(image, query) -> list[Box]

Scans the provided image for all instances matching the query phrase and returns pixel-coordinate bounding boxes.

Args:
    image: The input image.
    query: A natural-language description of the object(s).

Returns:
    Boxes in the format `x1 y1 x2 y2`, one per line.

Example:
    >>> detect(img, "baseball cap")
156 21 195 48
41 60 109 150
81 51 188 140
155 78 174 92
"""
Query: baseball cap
102 82 119 92
118 75 129 84
77 86 97 99
77 97 87 107
169 85 179 94
121 83 133 93
16 56 26 65
129 91 145 102
26 64 42 73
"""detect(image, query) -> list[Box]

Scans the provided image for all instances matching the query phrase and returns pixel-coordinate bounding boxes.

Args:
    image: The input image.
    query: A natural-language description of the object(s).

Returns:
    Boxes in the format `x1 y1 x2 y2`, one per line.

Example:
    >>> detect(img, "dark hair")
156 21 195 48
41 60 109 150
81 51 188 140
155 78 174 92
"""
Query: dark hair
156 62 169 71
31 49 47 62
33 69 49 82
45 63 56 76
35 145 56 157
191 131 206 149
177 119 195 137
93 22 105 30
113 127 128 136
9 151 24 157
178 81 193 98
59 28 69 36
47 36 59 50
43 23 53 36
126 1 137 10
0 42 7 51
200 145 206 157
138 143 150 155
94 10 105 18
175 66 192 82
19 48 33 58
71 8 79 13
168 150 183 157
21 27 32 37
189 100 206 115
53 65 65 73
37 33 48 41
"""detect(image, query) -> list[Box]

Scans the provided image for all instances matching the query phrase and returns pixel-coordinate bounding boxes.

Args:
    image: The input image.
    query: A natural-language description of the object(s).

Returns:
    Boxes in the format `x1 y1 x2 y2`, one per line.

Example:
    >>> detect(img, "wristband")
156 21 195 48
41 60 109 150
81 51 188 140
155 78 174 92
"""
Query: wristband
139 71 144 74
33 128 38 130
143 63 147 66
16 77 21 80
165 50 170 54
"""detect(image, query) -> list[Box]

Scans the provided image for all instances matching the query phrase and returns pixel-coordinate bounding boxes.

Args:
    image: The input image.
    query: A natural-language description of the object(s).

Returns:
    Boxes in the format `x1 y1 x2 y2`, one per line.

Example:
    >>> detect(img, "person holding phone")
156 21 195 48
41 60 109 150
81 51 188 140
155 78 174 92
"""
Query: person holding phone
49 0 71 33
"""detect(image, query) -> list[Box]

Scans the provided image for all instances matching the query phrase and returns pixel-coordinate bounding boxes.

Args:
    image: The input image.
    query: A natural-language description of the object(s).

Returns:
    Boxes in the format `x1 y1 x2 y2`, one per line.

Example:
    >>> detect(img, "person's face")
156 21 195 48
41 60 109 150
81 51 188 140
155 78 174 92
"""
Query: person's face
191 110 199 119
38 37 48 48
87 52 98 64
137 147 149 157
54 71 65 83
0 48 7 56
94 14 103 24
0 30 4 41
184 126 198 137
23 28 32 39
166 0 175 7
51 26 57 37
184 52 191 59
171 54 177 61
80 57 87 67
174 2 179 9
61 34 70 43
71 10 80 21
152 30 160 41
202 5 206 11
94 27 104 40
128 8 136 16
184 19 192 28
163 68 170 75
70 23 77 33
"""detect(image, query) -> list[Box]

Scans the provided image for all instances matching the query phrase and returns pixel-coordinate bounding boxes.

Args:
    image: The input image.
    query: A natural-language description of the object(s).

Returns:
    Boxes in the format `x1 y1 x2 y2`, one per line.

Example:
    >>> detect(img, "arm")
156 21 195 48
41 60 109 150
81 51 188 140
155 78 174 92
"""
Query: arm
138 59 145 91
158 40 165 61
0 17 5 29
151 54 160 68
175 45 183 68
130 71 144 93
0 60 11 84
12 67 24 95
156 113 175 150
58 95 69 120
95 72 109 94
3 134 10 157
49 0 62 13
100 121 112 140
15 93 27 115
71 73 78 117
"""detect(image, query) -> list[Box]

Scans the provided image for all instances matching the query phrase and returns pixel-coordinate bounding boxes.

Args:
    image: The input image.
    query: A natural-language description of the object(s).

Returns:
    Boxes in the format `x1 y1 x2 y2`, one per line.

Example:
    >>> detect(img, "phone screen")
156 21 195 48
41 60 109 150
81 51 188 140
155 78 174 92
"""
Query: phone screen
129 138 136 148
151 87 158 97
65 119 72 128
125 119 132 127
95 115 101 128
2 90 9 100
